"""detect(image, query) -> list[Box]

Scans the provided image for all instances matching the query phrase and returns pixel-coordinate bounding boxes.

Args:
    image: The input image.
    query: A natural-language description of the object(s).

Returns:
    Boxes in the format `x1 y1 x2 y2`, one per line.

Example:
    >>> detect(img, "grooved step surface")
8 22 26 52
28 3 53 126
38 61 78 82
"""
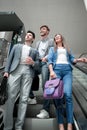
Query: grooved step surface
14 104 56 118
13 118 58 130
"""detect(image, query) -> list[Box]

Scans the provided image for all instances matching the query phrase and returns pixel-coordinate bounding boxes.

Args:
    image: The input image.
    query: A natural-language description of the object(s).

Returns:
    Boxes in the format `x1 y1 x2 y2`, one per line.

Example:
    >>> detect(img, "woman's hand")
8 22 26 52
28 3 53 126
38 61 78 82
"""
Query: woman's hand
82 57 87 62
50 70 57 79
74 57 86 63
77 58 85 62
49 64 57 79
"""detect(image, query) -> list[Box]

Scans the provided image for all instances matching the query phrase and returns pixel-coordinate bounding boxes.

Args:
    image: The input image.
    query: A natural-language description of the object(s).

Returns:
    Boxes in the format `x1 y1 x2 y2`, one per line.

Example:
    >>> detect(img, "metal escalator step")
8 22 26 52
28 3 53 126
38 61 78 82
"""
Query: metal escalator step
13 103 58 130
13 95 58 130
23 118 58 130
14 104 56 118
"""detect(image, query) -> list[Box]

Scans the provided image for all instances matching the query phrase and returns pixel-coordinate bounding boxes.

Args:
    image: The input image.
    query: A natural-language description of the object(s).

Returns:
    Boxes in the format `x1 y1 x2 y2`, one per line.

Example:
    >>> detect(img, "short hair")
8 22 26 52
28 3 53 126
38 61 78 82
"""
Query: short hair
27 30 35 39
40 25 50 31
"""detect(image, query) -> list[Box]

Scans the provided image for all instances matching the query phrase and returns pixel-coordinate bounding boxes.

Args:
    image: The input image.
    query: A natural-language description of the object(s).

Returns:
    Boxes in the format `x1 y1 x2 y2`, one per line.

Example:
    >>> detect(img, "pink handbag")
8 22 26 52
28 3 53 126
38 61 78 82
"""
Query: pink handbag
43 78 64 99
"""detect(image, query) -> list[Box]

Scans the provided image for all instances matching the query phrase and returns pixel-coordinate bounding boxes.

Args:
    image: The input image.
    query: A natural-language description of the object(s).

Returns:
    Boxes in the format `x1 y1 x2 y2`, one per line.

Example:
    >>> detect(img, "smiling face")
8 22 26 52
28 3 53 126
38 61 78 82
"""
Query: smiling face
54 34 63 43
54 34 65 48
40 26 50 37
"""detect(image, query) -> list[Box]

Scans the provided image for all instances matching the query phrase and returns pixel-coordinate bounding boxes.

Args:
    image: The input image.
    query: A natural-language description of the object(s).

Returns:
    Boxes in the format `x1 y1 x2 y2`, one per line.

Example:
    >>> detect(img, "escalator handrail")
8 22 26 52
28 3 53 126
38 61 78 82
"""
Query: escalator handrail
0 66 5 70
78 52 87 58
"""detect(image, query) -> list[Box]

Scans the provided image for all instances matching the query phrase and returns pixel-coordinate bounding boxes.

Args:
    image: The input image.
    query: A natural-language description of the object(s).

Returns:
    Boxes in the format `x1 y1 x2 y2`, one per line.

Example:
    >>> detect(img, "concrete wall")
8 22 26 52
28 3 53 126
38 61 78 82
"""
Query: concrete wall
0 0 87 56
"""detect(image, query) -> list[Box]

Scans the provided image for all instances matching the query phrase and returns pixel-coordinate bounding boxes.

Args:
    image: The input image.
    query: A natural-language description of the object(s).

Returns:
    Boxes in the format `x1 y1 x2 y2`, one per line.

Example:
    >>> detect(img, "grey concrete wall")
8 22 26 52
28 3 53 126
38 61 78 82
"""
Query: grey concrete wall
0 0 87 56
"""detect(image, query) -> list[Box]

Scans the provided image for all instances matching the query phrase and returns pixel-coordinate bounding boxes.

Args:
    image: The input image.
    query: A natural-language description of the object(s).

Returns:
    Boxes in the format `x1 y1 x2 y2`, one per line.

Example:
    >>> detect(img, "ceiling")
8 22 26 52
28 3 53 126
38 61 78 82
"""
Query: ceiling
0 12 23 33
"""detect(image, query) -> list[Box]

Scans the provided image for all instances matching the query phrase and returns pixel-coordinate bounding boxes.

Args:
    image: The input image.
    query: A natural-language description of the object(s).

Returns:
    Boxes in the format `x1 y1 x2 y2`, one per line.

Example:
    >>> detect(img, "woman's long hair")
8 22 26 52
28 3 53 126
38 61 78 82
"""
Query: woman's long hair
54 34 70 54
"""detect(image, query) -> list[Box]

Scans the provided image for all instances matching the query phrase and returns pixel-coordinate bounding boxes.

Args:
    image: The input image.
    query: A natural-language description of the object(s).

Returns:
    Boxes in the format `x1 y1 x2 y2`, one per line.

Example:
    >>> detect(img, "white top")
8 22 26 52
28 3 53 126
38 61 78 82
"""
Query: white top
56 48 69 64
38 40 48 58
20 44 31 64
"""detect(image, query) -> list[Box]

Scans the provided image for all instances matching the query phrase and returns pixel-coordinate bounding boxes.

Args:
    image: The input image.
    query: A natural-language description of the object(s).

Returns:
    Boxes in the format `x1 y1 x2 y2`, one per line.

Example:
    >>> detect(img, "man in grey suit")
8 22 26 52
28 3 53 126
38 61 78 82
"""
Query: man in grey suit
3 30 40 130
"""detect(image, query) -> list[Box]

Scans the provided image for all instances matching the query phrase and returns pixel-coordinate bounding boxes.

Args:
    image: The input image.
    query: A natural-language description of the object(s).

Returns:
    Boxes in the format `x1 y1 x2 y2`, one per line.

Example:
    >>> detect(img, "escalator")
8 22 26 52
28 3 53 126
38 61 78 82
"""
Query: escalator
72 53 87 130
72 63 87 130
75 53 87 74
2 12 87 130
13 95 58 130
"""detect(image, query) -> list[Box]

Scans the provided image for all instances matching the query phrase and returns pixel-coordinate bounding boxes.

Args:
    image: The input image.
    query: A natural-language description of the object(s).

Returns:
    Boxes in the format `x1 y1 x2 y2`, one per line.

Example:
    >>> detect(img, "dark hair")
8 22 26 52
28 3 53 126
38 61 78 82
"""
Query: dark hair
40 25 50 31
27 30 35 39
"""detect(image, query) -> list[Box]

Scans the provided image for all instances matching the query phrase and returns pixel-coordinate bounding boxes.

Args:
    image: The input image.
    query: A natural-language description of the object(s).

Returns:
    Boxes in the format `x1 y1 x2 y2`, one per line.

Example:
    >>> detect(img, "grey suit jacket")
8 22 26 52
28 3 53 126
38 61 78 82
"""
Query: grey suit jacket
5 44 40 75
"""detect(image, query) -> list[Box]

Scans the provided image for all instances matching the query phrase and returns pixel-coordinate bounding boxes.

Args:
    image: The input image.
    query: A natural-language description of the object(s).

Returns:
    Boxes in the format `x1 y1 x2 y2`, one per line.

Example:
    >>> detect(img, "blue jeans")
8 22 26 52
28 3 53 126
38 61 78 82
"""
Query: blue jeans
41 62 50 112
53 64 73 124
29 89 34 99
29 62 50 112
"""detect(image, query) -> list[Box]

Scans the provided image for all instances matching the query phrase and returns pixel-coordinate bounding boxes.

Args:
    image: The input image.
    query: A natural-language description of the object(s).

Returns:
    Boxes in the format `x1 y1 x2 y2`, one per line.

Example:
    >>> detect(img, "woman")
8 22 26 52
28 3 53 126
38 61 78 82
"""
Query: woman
48 34 84 130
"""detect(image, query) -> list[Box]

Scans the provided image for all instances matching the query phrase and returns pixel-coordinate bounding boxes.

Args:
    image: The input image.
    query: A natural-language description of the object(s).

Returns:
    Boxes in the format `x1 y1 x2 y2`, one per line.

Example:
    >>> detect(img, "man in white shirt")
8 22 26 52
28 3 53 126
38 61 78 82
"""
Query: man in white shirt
28 25 54 119
3 30 40 130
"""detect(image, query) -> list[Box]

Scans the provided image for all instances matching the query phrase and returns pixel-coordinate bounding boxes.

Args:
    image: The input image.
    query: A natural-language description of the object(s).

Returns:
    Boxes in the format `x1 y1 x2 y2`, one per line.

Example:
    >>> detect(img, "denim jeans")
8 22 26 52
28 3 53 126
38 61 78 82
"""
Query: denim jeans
29 62 50 112
29 89 35 99
53 64 73 124
41 62 50 112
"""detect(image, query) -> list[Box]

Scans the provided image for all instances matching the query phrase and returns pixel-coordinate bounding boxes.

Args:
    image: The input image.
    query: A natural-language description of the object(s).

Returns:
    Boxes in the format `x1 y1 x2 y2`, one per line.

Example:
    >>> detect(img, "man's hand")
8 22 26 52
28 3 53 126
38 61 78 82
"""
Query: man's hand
4 72 9 78
25 56 34 65
41 57 47 62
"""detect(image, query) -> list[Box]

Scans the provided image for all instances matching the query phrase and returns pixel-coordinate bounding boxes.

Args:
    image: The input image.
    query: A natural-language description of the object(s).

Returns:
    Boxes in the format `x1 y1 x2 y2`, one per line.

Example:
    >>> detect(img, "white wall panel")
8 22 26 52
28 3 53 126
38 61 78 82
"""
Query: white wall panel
0 0 87 56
